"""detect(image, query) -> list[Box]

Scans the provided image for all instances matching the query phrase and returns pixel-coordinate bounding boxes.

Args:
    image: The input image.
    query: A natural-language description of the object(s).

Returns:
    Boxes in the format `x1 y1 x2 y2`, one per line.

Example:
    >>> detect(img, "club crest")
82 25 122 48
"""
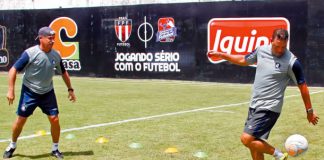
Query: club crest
114 17 132 43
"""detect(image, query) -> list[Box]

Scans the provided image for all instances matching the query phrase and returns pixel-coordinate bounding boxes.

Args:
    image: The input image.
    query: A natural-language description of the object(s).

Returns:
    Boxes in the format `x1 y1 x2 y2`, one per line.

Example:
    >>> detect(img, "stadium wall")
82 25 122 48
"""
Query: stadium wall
0 0 323 85
0 0 224 10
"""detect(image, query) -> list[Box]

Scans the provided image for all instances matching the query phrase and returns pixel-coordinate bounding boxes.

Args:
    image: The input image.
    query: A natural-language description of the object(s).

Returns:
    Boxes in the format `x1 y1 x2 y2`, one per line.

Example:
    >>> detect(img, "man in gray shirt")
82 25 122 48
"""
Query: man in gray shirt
4 27 76 159
208 29 319 160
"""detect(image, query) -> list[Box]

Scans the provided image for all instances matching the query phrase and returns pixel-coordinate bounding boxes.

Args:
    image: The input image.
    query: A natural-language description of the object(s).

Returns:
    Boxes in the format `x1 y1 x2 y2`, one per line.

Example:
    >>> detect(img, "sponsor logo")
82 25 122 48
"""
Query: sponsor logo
21 104 26 112
207 17 290 64
49 17 81 71
156 17 177 42
0 25 6 49
0 25 9 67
34 59 40 64
275 62 281 69
0 49 8 66
115 17 132 47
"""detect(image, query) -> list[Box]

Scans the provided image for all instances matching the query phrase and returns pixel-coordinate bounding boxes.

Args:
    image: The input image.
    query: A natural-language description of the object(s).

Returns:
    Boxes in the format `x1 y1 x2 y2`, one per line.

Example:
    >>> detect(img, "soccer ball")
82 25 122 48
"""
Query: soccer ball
284 134 308 157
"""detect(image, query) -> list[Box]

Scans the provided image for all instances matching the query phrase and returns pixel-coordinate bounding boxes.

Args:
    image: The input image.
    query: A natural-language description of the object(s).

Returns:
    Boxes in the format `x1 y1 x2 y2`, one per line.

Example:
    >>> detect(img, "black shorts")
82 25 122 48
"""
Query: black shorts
243 108 280 140
17 85 59 117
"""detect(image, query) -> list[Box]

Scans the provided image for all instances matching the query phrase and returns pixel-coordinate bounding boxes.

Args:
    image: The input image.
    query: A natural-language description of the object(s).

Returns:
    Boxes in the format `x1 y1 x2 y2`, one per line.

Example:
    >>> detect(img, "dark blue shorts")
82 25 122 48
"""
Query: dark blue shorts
17 85 59 117
243 108 280 140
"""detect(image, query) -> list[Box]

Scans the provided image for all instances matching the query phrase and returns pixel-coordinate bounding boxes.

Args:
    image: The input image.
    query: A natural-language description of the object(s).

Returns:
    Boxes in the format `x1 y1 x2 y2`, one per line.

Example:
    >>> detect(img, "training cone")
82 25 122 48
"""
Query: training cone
36 130 47 136
65 133 76 140
95 136 109 143
193 151 208 158
129 142 143 149
164 147 179 154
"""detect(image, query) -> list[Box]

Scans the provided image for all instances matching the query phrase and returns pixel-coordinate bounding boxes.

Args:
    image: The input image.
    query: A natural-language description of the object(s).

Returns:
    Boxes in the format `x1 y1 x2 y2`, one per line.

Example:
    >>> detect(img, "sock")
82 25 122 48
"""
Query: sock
9 141 16 149
6 142 16 151
52 143 59 151
273 148 284 158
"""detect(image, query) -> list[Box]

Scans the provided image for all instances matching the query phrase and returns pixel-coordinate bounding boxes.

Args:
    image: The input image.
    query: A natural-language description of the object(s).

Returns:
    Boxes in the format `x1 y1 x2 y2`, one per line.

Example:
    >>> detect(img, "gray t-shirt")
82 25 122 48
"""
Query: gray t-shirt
245 44 304 113
14 45 65 94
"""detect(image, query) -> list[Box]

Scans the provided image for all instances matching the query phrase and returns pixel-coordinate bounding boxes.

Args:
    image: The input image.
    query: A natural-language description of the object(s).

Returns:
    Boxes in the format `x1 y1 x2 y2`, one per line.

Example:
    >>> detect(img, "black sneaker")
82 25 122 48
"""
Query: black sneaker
51 150 64 159
3 147 16 159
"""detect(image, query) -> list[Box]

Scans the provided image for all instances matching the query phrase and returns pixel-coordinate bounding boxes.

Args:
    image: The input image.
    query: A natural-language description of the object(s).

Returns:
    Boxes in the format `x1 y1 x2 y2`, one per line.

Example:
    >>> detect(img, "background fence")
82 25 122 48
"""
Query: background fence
0 0 323 86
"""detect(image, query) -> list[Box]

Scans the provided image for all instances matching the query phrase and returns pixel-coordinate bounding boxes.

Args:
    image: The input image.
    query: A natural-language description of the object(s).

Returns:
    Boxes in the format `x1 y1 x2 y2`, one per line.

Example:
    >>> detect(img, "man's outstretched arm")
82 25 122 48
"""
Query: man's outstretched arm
207 51 250 66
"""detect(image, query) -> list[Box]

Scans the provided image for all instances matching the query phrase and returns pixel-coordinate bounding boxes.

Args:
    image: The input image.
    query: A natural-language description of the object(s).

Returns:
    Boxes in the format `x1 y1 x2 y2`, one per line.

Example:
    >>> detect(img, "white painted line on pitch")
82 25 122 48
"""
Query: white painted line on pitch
0 102 249 143
82 78 324 90
206 110 235 113
0 90 323 143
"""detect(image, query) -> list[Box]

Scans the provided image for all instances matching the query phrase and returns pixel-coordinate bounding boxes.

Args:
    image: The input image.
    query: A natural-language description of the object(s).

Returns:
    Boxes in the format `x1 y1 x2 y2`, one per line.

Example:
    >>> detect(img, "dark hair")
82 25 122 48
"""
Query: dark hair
272 29 289 41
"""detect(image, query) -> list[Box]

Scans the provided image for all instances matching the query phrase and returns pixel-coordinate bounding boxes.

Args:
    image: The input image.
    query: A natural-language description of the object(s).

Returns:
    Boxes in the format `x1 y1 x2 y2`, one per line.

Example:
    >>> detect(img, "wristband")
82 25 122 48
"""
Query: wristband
306 108 313 114
68 88 74 92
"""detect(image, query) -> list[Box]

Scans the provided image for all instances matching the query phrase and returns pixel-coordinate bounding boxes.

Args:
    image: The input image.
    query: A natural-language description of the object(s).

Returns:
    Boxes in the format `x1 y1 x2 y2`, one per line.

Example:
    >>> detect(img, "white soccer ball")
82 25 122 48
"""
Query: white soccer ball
284 134 308 157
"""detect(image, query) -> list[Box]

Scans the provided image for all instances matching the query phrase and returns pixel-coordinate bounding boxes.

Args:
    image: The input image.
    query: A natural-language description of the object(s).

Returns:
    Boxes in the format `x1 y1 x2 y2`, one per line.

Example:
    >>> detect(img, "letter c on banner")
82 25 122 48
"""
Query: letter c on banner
49 17 78 58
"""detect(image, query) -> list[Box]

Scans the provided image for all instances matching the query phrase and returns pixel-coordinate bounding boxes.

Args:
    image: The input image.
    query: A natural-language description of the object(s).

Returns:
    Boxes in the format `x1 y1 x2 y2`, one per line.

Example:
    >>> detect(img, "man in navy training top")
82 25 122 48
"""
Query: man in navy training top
208 28 319 160
4 26 76 159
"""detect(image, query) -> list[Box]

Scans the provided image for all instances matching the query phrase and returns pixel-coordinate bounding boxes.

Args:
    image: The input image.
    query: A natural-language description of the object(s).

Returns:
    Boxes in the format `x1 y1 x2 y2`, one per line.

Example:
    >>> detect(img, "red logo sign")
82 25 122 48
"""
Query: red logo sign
207 18 290 63
115 17 132 43
156 17 177 42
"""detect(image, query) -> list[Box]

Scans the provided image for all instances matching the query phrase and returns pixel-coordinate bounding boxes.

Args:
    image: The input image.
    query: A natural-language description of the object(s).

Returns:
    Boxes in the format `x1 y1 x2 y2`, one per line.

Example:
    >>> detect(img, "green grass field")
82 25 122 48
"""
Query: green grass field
0 73 323 160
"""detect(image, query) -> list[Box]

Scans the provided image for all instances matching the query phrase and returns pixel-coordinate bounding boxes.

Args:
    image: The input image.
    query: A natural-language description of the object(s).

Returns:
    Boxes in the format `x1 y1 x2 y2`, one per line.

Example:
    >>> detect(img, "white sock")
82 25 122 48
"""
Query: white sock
273 148 284 158
6 142 16 151
52 143 59 151
9 141 16 149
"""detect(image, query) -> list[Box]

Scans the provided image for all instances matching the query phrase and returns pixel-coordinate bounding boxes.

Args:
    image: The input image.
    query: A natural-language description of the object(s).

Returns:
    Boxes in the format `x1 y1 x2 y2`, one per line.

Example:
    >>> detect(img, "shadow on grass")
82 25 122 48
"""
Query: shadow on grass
13 150 94 159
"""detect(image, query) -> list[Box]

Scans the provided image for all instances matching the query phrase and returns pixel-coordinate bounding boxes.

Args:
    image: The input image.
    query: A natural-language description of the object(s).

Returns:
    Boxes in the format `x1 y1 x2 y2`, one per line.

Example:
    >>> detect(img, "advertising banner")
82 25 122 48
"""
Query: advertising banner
1 1 321 85
0 25 9 67
207 18 290 64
